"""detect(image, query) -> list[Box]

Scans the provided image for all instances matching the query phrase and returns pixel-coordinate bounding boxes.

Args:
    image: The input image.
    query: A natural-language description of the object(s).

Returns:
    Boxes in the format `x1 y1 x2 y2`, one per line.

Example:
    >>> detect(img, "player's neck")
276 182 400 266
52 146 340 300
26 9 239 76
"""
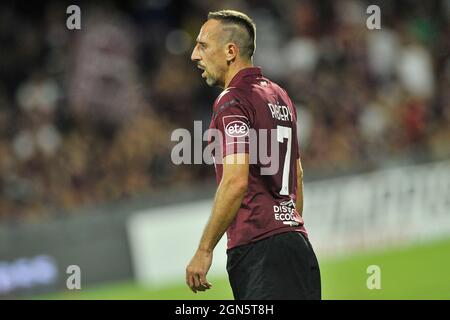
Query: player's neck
224 60 253 89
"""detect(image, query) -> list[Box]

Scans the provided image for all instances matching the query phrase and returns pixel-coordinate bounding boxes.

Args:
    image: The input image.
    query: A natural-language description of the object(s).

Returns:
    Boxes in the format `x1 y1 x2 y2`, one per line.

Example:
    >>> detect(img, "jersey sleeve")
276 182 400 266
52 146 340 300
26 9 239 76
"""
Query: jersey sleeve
213 89 255 159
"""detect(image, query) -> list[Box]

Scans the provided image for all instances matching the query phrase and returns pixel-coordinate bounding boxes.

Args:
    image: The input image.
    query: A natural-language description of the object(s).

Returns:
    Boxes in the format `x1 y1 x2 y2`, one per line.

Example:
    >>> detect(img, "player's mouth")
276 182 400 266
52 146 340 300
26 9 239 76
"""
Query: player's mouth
197 64 207 78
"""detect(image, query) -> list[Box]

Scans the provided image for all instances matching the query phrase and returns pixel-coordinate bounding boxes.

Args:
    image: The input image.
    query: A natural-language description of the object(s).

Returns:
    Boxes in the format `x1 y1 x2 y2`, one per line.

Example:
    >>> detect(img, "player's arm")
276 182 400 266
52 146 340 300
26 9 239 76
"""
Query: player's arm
296 158 304 217
186 153 249 293
198 153 249 253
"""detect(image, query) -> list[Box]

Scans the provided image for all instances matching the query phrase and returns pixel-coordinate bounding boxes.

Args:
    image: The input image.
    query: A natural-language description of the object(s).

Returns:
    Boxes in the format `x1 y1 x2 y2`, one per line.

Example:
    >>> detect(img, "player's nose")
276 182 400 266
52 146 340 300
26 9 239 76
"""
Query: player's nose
191 46 200 62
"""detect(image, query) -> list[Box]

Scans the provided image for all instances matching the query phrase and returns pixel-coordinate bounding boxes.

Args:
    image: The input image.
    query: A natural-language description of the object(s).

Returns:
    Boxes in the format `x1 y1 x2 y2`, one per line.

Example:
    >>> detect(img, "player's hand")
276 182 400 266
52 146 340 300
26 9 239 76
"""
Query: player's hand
186 249 213 293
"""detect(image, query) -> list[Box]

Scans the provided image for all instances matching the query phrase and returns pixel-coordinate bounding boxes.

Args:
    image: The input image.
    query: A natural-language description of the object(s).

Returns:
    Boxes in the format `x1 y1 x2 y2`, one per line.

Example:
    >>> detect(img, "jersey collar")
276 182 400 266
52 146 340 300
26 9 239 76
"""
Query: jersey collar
228 66 263 87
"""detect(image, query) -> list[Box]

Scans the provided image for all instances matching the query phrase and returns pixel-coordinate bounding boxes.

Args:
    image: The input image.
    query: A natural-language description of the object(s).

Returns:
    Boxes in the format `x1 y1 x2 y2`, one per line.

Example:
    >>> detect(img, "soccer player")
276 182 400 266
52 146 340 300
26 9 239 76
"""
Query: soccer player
186 10 321 300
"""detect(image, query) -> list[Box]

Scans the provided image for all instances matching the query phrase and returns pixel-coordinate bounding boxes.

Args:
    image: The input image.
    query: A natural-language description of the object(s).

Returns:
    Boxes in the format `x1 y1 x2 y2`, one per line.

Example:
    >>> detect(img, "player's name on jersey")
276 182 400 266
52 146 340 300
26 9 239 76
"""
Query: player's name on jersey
267 103 293 122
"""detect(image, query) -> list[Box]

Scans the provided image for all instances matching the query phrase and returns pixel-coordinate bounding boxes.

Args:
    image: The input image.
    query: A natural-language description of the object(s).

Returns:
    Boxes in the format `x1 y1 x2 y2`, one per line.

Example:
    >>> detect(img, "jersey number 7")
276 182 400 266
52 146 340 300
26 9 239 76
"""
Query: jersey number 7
277 125 292 196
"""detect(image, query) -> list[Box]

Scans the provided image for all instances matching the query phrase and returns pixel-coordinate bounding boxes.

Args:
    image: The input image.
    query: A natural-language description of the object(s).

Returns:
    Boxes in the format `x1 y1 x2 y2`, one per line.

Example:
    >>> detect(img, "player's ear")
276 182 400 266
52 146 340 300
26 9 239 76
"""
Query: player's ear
225 43 238 63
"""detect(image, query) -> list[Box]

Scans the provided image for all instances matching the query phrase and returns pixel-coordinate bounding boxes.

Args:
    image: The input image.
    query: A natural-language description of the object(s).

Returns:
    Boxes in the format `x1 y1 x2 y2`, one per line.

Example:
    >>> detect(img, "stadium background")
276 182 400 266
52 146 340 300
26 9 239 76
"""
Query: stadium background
0 0 449 299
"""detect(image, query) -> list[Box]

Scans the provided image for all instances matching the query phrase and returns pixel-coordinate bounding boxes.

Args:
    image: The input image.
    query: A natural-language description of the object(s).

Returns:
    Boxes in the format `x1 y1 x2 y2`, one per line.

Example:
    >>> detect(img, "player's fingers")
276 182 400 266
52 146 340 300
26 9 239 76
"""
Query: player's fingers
189 276 197 293
193 273 201 289
186 269 197 293
186 278 195 293
196 284 206 292
185 268 191 286
199 274 212 289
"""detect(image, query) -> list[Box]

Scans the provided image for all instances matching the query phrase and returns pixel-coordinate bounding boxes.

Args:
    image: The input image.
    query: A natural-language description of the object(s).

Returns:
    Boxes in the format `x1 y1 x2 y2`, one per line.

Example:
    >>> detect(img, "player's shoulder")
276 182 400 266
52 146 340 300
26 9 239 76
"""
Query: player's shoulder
213 86 252 115
269 79 290 99
214 86 246 106
213 86 255 122
268 80 295 108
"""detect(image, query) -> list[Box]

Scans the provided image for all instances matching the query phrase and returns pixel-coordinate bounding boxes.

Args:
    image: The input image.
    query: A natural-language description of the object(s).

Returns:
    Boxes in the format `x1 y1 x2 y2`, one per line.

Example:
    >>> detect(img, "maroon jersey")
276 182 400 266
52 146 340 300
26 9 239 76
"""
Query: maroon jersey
209 67 308 250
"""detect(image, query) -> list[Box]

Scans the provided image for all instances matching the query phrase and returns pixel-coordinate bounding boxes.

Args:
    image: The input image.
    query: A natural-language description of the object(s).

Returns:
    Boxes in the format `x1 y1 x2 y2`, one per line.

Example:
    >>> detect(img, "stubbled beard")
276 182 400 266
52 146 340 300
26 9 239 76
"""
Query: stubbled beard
206 74 217 87
205 73 223 88
206 76 217 87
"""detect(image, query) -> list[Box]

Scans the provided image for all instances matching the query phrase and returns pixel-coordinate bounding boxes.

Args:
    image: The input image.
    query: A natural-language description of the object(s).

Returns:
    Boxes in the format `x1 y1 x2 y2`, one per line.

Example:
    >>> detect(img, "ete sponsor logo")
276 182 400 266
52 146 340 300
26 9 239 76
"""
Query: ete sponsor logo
225 120 249 138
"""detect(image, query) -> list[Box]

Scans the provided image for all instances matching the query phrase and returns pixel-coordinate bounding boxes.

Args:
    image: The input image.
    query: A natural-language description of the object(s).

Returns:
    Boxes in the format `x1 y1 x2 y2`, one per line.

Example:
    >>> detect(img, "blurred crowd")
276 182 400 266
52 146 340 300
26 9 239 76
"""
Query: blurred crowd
0 0 449 221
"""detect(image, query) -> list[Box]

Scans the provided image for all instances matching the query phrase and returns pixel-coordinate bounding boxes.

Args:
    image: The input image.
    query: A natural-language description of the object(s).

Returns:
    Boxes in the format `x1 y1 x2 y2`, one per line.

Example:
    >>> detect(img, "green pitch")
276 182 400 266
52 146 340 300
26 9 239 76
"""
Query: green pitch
35 237 450 300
